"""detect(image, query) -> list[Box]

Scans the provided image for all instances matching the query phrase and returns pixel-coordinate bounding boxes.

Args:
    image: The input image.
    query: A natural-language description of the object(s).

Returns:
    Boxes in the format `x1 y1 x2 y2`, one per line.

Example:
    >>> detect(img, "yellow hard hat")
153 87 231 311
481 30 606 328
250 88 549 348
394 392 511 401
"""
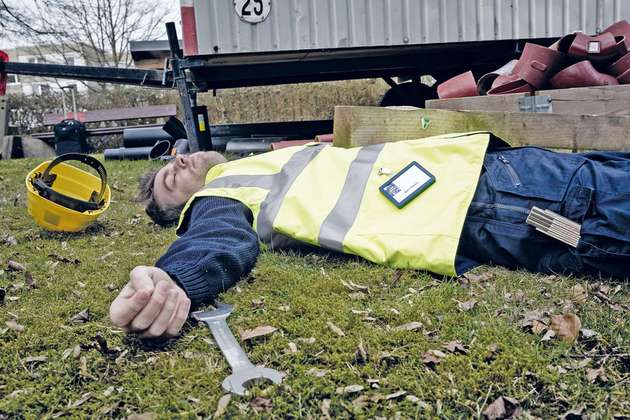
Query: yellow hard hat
25 153 111 232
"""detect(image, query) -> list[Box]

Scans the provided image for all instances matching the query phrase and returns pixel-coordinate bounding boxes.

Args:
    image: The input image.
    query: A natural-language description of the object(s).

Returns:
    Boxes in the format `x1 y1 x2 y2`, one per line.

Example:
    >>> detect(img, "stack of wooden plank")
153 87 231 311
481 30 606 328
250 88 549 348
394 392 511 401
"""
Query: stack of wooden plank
333 85 630 151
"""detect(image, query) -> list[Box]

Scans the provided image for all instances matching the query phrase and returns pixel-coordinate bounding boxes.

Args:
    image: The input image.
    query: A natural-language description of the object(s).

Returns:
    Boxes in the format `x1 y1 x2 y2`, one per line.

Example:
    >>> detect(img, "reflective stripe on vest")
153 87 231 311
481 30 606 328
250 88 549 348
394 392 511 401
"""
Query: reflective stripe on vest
178 133 491 276
318 143 384 251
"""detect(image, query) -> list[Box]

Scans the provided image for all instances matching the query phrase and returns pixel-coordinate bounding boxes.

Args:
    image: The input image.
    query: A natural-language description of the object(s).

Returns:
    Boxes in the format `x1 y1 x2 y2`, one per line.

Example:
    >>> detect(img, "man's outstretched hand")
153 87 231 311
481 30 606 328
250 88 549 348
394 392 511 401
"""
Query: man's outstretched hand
109 266 191 338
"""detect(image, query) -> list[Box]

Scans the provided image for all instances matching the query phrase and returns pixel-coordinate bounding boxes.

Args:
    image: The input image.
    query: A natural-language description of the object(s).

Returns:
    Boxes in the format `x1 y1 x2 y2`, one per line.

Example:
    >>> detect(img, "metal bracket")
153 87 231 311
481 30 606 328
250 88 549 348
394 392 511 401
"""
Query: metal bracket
518 95 552 113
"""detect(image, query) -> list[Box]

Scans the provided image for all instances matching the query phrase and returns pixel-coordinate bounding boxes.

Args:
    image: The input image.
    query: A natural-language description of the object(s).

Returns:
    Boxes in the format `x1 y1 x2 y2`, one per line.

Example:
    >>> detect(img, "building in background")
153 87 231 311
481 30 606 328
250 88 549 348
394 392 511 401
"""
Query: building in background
4 45 101 95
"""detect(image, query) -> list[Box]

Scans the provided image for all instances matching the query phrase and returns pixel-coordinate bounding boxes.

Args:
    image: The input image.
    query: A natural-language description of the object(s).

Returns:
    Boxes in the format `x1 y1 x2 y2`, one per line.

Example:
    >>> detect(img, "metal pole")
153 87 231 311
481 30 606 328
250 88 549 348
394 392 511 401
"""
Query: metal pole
166 22 200 152
70 86 78 120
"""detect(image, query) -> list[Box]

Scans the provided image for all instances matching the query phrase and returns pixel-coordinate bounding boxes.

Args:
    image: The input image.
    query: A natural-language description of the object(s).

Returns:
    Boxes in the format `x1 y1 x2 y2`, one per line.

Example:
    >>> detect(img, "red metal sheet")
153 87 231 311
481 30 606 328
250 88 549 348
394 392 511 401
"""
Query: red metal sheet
181 5 199 57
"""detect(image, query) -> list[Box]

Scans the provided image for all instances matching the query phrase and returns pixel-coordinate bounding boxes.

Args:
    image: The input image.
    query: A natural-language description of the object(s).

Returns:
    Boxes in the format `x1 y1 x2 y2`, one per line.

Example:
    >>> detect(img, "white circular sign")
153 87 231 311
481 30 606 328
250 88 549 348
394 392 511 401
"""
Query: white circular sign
234 0 271 24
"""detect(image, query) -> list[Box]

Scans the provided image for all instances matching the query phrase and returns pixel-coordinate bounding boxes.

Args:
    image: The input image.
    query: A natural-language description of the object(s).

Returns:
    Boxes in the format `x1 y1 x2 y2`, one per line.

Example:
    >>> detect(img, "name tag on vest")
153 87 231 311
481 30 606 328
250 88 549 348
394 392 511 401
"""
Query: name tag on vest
379 161 436 208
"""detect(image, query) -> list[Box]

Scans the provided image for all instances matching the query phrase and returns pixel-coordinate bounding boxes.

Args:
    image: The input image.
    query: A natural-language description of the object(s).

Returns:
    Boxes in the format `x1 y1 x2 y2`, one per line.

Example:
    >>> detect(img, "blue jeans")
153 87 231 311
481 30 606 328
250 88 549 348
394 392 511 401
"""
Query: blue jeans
458 147 630 279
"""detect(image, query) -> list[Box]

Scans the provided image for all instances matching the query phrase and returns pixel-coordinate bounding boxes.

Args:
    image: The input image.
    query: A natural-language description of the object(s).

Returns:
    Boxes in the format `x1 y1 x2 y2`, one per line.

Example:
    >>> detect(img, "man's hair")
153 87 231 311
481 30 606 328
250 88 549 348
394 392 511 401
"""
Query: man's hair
137 169 184 227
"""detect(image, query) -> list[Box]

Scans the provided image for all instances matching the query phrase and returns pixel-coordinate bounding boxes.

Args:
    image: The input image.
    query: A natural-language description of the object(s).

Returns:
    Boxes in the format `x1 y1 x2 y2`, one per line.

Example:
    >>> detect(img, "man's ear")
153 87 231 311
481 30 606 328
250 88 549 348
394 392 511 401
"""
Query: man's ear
208 152 228 167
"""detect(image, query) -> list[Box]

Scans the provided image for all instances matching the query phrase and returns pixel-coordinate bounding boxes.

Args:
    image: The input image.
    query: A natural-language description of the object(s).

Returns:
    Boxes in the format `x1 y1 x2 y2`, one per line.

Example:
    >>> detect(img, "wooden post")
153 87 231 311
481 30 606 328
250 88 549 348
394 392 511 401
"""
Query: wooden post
333 105 630 151
426 84 630 116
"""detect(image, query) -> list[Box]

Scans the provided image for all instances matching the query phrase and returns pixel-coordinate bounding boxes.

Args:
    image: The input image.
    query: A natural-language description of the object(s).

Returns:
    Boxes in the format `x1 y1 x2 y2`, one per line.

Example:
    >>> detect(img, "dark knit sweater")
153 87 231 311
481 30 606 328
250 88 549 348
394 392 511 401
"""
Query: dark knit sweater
156 196 260 306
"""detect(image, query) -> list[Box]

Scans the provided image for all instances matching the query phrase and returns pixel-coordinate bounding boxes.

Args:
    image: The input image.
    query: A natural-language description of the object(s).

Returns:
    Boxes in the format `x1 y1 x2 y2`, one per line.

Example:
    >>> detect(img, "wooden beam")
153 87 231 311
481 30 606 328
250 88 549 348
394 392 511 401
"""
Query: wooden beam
426 84 630 116
43 104 177 125
426 92 529 113
333 105 630 151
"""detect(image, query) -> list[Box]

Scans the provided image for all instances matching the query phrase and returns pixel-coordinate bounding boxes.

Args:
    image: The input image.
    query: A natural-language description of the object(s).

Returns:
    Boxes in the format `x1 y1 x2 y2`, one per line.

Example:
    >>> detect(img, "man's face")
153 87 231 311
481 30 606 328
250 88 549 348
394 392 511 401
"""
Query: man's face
153 151 225 209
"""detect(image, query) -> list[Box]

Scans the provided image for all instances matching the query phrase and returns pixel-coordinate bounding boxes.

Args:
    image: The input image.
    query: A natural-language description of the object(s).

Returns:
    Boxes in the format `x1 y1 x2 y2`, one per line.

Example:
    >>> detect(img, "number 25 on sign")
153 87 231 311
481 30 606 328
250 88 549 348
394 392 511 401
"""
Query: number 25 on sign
234 0 271 24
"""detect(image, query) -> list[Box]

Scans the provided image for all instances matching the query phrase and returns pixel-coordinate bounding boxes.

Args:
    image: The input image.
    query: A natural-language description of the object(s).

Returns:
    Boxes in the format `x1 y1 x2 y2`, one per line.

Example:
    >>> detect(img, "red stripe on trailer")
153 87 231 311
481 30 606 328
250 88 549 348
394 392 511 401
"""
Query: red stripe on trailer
0 50 8 96
181 6 199 56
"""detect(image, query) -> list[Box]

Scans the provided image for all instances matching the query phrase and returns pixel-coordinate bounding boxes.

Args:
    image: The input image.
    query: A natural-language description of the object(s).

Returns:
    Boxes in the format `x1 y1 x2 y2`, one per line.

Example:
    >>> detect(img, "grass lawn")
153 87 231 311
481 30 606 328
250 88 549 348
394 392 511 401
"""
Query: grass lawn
0 156 628 419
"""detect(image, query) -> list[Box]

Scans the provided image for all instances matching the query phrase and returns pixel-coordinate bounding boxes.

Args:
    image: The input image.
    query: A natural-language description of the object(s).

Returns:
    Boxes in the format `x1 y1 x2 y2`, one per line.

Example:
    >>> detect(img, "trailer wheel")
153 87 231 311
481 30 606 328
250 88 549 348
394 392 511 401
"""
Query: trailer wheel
379 81 438 108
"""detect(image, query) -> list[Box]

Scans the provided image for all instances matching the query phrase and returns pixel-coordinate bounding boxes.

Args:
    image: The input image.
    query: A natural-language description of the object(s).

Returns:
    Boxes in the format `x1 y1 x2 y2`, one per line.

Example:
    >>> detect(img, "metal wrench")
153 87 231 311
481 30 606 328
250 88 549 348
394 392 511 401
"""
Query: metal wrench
192 303 284 396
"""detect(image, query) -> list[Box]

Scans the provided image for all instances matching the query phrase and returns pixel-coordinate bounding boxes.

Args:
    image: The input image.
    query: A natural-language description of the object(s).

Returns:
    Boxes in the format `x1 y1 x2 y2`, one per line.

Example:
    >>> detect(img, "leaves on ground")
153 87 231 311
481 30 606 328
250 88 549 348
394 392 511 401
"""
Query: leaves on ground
393 321 423 332
326 321 345 337
213 394 231 418
70 308 91 324
422 349 446 368
483 396 519 419
457 299 477 312
336 384 364 395
550 314 582 343
442 340 469 355
239 325 277 341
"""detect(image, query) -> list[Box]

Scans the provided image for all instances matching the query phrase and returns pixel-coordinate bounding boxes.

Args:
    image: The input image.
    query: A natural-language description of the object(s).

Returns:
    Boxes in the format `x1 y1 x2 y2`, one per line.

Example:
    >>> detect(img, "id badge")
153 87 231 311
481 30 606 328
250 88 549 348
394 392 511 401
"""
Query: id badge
379 161 436 208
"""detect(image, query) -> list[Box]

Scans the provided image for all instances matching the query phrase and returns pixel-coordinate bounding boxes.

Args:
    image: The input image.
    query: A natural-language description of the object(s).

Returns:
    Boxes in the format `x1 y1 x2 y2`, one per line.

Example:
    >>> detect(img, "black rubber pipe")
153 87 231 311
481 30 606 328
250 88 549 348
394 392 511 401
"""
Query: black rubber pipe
105 140 172 160
104 147 153 160
122 127 173 148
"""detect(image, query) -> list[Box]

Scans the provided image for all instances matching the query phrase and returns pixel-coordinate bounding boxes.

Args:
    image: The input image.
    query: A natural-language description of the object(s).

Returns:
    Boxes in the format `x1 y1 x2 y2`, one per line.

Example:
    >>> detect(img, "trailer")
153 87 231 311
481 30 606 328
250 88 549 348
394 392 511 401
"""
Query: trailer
1 0 630 152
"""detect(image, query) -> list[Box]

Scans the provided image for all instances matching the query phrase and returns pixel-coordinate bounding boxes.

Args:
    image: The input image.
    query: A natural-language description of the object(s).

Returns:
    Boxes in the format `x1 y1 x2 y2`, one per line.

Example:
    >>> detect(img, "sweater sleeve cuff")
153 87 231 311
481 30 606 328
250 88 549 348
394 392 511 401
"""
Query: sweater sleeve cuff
162 265 216 307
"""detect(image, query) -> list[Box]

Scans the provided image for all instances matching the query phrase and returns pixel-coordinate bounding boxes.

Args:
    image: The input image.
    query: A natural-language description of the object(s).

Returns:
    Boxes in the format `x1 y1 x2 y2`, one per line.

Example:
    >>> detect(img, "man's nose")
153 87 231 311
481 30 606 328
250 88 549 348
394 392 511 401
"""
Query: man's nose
175 155 188 168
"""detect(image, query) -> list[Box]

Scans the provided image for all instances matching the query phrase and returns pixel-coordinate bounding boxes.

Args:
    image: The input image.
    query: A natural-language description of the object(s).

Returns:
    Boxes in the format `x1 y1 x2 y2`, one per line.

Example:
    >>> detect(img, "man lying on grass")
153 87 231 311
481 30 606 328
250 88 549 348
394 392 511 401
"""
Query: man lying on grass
109 132 630 339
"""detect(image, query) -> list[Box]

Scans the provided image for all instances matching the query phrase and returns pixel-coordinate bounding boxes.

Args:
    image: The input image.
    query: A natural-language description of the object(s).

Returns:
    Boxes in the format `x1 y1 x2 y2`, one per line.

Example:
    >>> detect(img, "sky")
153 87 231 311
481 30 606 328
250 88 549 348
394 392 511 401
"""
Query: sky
0 0 180 49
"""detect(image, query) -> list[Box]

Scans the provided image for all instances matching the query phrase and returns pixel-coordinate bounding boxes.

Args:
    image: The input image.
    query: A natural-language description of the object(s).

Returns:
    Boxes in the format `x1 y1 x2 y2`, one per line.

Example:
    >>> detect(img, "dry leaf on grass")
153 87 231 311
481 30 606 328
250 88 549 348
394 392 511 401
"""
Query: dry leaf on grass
2 235 17 246
71 309 91 324
353 394 373 408
422 349 446 368
483 396 519 419
354 340 369 364
336 384 364 395
559 406 585 419
570 285 588 304
297 337 316 344
22 355 47 365
457 299 477 312
485 344 501 362
580 328 598 339
7 260 25 271
214 394 231 418
250 397 273 412
307 368 328 378
541 329 556 342
24 272 37 289
394 321 424 332
251 298 265 309
348 292 366 300
385 390 407 400
320 399 331 419
239 325 277 341
286 342 298 354
5 319 24 332
126 413 157 420
586 367 608 383
378 352 401 366
67 392 92 409
98 251 114 261
531 320 548 335
550 314 581 343
463 271 494 282
341 279 369 292
48 254 81 265
327 321 345 337
442 340 469 355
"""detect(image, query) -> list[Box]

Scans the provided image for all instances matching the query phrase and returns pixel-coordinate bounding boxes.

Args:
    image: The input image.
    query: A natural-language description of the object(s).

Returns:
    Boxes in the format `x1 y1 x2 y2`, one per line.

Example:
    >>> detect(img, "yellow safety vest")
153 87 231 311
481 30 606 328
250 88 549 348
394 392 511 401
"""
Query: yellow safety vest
178 132 492 276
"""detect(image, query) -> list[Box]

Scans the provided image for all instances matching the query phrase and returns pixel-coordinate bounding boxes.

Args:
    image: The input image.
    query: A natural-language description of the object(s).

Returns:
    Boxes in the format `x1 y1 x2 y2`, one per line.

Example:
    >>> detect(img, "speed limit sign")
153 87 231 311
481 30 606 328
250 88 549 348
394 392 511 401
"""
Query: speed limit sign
234 0 271 24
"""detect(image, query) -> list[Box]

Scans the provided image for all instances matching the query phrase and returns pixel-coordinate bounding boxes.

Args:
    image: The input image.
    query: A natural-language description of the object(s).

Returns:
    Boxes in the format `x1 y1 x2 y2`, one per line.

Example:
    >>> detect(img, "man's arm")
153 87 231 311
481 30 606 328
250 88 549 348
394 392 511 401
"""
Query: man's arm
109 197 260 337
155 196 260 305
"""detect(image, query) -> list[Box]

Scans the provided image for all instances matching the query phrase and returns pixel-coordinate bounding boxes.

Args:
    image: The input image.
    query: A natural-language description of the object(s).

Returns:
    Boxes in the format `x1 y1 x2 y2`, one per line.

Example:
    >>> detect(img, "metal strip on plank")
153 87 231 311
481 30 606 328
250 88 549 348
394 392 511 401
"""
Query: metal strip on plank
257 144 326 243
318 143 385 252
